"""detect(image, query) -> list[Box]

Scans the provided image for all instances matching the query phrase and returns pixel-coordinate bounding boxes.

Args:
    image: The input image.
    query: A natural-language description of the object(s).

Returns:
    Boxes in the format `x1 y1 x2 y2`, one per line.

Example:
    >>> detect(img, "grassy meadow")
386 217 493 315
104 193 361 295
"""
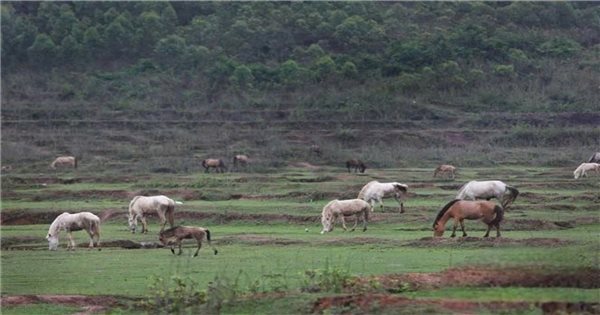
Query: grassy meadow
1 165 599 314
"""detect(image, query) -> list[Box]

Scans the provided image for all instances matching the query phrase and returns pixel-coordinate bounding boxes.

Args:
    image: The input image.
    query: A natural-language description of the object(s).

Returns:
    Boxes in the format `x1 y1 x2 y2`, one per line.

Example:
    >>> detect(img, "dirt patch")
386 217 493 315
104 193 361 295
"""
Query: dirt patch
352 266 600 292
1 295 129 314
407 236 573 247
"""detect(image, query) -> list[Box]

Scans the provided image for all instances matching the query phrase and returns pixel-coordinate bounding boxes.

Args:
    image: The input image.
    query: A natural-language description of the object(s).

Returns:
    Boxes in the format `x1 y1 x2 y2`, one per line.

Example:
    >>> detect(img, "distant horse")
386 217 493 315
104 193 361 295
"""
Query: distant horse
159 226 218 257
588 152 600 163
1 165 13 172
357 181 409 213
433 199 504 238
202 158 226 173
128 195 178 233
46 212 100 250
346 159 366 173
573 163 600 179
433 164 456 179
320 199 371 234
233 154 249 168
310 144 322 157
50 156 77 169
456 180 519 209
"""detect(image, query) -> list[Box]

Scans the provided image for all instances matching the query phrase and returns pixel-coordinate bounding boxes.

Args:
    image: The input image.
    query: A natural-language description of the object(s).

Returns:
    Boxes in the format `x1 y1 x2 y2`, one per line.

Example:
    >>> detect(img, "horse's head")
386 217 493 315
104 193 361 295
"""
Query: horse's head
432 222 444 237
127 215 136 233
46 233 59 250
359 163 367 173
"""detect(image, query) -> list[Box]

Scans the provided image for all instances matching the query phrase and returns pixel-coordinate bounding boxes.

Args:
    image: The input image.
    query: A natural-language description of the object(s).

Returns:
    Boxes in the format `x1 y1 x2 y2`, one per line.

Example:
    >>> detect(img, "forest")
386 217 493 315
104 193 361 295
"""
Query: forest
1 2 599 168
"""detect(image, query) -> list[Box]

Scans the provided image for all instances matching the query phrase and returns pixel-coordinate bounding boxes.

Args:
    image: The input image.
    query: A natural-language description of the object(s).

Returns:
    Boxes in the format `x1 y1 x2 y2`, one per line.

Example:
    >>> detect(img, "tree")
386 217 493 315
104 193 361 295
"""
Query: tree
230 65 254 89
154 34 186 68
27 33 57 66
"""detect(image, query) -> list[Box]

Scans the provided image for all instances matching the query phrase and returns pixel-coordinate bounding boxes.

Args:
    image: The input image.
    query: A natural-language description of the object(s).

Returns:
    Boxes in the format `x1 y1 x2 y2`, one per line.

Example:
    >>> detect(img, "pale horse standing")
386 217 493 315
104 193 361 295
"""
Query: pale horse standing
46 212 100 250
456 180 519 209
320 199 372 234
128 195 180 233
573 163 600 179
357 181 409 213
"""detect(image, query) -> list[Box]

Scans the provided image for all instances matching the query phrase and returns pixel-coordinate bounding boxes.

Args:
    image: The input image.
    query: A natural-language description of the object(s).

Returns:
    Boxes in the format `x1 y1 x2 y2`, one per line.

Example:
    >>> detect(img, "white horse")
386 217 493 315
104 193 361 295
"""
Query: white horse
456 180 519 209
128 195 179 233
46 212 100 250
320 199 371 234
50 156 77 169
357 181 408 213
573 163 600 179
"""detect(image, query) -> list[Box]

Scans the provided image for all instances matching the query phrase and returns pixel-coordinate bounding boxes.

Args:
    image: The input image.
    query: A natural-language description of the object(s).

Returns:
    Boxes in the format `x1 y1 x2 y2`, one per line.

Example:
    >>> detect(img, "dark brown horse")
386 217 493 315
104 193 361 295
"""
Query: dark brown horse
159 226 218 257
346 159 366 173
202 158 226 173
433 199 503 238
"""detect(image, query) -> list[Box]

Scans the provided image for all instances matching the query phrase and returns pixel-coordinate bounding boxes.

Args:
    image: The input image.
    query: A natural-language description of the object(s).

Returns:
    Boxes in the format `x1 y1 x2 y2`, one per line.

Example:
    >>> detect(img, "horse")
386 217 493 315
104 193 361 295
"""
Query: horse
50 156 77 169
202 158 226 173
456 180 519 209
433 164 456 179
310 144 322 157
159 226 218 257
433 199 504 238
320 199 371 234
573 162 600 179
46 212 101 250
1 165 13 172
357 181 409 213
588 152 600 163
233 154 249 168
346 159 366 173
128 195 178 233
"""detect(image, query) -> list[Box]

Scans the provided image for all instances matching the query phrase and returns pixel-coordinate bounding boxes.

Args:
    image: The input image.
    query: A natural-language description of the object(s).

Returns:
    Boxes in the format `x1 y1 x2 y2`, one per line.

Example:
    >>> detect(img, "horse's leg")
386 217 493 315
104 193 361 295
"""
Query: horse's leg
170 245 176 255
178 241 183 255
459 219 467 237
86 229 95 248
157 210 167 232
141 216 148 233
340 215 348 231
451 219 458 237
362 211 368 232
349 215 358 232
193 240 202 257
484 224 491 237
67 231 75 250
495 223 501 238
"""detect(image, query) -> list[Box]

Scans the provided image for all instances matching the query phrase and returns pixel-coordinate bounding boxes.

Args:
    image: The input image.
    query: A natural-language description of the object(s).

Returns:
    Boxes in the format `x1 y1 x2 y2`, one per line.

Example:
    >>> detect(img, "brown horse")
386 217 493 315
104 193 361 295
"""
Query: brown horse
346 159 366 173
433 199 503 238
433 164 456 179
202 158 226 173
233 154 249 168
159 226 218 257
310 144 322 157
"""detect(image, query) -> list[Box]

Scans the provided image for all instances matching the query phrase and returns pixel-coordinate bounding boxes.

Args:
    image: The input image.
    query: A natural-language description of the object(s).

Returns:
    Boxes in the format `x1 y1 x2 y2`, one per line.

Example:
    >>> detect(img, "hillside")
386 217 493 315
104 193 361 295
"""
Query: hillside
1 2 599 170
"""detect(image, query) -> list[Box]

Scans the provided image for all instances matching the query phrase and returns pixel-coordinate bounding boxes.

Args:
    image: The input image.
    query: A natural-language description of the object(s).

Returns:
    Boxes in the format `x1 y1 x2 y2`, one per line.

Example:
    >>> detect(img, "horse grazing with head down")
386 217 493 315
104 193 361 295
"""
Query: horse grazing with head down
433 164 456 179
50 156 77 169
573 162 600 179
346 159 366 173
159 226 218 257
128 195 178 233
233 154 249 168
357 181 408 213
433 200 504 238
456 180 519 209
588 152 600 163
320 199 371 234
202 159 226 173
46 212 100 250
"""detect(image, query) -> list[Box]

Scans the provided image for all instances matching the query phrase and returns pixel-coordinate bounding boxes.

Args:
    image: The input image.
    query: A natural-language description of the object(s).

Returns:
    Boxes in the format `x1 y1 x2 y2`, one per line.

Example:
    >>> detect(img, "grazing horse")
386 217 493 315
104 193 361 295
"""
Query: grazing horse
46 212 100 250
433 199 504 238
202 158 226 173
588 152 600 163
357 181 409 213
1 165 13 172
50 156 77 169
320 199 371 234
159 226 218 257
233 154 249 168
346 159 367 173
433 164 456 179
310 144 322 157
456 180 519 209
573 162 600 179
128 195 178 233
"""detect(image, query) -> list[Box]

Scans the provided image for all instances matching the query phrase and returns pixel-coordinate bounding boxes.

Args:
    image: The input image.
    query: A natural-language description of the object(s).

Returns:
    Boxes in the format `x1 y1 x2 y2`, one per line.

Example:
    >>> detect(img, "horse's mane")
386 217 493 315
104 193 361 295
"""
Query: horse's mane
433 199 461 227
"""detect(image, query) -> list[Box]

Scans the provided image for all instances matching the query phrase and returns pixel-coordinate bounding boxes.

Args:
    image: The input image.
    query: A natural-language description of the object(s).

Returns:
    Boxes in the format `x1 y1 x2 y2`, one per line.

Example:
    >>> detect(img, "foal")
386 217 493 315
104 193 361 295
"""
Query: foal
159 226 218 257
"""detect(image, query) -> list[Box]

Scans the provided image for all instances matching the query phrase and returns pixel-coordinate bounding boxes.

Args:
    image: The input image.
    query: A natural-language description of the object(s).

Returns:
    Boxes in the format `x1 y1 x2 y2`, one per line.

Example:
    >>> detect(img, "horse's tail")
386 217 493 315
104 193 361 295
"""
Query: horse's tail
490 205 504 226
73 157 78 169
503 186 519 208
206 229 218 255
433 199 461 228
167 203 175 228
202 160 207 168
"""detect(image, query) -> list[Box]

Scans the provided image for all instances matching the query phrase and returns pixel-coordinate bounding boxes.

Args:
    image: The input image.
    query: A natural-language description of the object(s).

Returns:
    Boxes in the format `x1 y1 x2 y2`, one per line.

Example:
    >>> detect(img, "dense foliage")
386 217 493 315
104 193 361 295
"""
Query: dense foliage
2 2 599 114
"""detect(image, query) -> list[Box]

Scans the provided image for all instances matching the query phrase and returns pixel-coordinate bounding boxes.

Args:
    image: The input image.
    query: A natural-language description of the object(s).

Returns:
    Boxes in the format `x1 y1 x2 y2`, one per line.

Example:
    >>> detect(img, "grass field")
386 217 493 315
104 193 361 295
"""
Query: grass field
1 165 599 314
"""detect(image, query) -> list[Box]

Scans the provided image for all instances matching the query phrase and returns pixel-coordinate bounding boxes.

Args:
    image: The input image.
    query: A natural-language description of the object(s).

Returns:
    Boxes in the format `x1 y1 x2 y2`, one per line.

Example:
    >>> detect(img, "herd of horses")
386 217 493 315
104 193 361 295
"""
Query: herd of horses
39 151 597 255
